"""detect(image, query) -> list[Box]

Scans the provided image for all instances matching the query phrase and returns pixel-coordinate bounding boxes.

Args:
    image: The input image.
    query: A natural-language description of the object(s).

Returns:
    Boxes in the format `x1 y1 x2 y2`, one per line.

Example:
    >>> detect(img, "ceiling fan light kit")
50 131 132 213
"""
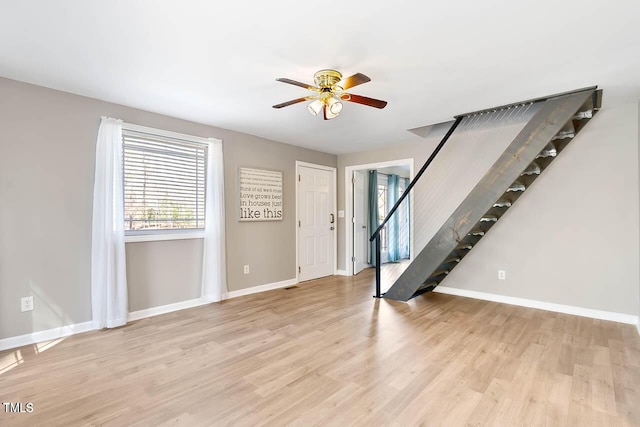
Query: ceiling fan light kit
327 96 342 114
273 69 387 120
307 99 323 116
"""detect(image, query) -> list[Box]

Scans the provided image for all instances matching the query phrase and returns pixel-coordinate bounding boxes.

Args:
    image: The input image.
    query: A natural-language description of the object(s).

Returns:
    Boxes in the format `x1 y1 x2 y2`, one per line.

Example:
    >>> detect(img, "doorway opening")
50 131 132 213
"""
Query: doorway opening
345 159 414 276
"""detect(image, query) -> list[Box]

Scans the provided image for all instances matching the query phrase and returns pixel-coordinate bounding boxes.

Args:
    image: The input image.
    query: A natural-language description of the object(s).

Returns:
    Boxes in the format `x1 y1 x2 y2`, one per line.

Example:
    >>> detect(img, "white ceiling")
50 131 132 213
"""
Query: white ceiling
1 1 639 154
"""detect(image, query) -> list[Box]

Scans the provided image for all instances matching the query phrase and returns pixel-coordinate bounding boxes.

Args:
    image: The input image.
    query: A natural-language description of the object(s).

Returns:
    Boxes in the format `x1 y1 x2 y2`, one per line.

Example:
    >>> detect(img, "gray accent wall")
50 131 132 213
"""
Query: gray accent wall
0 77 336 340
338 102 640 316
126 240 204 312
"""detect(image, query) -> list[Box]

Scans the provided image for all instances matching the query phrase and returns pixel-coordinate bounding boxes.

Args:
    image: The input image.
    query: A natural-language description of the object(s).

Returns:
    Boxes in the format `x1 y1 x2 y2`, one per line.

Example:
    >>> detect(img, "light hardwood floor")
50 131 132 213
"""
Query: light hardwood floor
1 267 640 426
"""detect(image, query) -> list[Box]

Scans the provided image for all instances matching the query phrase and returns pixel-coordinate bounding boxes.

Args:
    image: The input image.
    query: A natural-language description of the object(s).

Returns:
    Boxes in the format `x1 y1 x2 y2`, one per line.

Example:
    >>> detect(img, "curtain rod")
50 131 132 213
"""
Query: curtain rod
101 116 123 122
369 170 409 178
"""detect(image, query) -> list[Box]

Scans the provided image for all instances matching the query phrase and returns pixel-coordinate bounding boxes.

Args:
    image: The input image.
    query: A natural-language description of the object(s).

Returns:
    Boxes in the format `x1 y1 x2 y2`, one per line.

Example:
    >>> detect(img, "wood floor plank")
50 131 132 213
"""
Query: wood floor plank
1 266 639 426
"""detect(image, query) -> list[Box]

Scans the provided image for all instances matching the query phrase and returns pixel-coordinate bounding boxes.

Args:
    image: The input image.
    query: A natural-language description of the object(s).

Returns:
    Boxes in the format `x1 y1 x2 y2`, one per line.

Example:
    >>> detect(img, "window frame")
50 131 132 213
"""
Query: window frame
121 122 218 243
377 174 389 254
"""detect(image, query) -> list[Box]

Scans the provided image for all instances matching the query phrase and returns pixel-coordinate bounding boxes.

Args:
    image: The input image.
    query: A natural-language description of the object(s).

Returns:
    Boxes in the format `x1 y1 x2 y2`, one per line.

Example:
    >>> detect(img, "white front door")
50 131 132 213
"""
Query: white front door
353 170 368 274
298 165 335 282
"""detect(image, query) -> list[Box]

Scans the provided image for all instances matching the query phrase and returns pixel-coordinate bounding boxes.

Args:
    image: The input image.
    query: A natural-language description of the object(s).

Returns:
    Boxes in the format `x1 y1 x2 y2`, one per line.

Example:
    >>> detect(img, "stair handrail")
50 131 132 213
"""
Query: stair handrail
369 115 463 297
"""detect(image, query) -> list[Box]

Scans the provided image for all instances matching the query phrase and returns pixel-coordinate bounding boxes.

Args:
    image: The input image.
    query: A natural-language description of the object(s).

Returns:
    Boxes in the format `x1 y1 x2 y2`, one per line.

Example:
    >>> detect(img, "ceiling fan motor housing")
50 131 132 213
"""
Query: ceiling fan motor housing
314 69 343 89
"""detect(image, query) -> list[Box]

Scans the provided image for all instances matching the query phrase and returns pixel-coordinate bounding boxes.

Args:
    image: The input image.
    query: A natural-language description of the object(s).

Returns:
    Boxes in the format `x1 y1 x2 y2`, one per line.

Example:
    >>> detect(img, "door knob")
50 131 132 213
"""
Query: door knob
330 226 335 231
362 225 367 229
330 214 335 224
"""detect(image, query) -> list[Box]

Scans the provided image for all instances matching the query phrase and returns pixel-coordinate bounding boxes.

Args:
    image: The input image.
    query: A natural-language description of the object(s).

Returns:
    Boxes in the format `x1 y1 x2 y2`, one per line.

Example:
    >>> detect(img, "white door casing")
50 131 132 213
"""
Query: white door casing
353 170 368 275
344 159 414 276
297 164 335 282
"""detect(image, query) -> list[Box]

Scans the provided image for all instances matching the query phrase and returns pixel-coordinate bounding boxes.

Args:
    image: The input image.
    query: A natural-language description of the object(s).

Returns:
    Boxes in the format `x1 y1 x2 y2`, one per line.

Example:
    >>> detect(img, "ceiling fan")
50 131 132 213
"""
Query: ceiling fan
272 69 387 120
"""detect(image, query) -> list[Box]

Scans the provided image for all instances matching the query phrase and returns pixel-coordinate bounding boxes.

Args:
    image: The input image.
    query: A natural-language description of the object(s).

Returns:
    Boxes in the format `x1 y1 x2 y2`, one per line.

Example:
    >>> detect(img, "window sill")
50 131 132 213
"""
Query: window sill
124 232 205 243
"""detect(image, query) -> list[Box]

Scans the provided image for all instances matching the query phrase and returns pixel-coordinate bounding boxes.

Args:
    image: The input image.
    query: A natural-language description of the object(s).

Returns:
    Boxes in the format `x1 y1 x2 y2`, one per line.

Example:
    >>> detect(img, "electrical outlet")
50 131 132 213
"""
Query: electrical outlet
498 270 506 280
21 296 34 312
243 265 250 275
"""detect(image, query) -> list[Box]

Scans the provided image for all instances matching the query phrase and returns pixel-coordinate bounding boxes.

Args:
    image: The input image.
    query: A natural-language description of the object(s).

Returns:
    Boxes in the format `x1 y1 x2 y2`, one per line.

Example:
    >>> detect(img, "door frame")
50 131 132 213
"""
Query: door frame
295 161 337 283
344 158 415 276
352 169 369 275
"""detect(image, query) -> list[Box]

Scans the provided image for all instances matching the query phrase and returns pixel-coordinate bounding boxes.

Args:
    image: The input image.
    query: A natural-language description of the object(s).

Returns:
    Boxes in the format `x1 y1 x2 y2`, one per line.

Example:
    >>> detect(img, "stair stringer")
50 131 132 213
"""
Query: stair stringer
383 89 596 301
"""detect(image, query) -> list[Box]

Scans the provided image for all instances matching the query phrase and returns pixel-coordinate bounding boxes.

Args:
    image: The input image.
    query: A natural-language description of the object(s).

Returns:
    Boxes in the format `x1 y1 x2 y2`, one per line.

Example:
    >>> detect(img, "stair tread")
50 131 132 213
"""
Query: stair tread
552 130 575 140
443 257 461 264
480 215 498 222
521 162 541 176
468 229 485 236
430 269 450 277
507 181 526 192
493 200 512 208
572 110 593 120
536 143 557 158
455 243 473 250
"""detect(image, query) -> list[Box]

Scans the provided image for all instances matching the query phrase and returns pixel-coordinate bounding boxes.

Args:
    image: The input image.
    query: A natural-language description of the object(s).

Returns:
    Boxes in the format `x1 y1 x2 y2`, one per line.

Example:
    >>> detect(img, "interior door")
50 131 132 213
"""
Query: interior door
353 170 368 274
298 165 335 282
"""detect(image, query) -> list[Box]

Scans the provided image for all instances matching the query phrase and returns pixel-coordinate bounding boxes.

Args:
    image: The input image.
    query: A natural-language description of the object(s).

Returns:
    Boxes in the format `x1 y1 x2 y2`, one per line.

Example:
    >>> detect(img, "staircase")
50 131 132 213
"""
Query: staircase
380 88 602 301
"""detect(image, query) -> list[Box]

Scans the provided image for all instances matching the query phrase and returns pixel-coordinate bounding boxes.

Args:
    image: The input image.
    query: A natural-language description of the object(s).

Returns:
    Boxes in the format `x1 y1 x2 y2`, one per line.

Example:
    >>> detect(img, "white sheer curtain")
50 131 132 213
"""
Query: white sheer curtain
201 139 227 302
91 117 128 329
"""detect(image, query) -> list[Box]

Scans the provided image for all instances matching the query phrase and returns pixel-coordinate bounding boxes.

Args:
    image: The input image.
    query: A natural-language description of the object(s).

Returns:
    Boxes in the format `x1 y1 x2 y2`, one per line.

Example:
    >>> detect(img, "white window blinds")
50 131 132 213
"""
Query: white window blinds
122 128 208 232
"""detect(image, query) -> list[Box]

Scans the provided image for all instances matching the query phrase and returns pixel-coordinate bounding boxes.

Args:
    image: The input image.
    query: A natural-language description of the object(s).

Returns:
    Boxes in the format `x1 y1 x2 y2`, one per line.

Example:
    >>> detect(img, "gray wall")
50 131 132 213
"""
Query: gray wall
222 130 335 291
0 77 335 340
338 102 640 316
126 240 203 312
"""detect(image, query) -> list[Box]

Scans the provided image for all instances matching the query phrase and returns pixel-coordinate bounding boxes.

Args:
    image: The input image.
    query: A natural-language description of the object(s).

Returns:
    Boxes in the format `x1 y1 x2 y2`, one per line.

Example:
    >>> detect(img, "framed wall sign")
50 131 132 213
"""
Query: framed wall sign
238 167 283 221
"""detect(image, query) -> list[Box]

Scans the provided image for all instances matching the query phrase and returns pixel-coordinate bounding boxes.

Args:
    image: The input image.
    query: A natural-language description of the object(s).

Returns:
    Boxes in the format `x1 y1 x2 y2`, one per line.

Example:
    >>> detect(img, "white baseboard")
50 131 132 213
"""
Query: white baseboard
434 286 639 325
336 270 348 276
0 299 213 352
128 298 210 322
0 321 94 352
1 280 298 352
226 278 298 299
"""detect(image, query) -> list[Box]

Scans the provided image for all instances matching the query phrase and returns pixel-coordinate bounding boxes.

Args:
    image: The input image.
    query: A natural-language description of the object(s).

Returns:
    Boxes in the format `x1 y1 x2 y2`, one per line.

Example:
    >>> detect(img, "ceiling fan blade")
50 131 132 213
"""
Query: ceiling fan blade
276 78 318 91
339 73 371 90
342 94 388 109
272 97 309 109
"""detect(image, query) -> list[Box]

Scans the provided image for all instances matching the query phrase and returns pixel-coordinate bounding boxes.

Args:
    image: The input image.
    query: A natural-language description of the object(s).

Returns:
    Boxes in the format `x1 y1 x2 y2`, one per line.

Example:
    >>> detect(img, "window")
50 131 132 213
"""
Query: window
398 179 410 259
122 125 209 236
377 183 388 252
